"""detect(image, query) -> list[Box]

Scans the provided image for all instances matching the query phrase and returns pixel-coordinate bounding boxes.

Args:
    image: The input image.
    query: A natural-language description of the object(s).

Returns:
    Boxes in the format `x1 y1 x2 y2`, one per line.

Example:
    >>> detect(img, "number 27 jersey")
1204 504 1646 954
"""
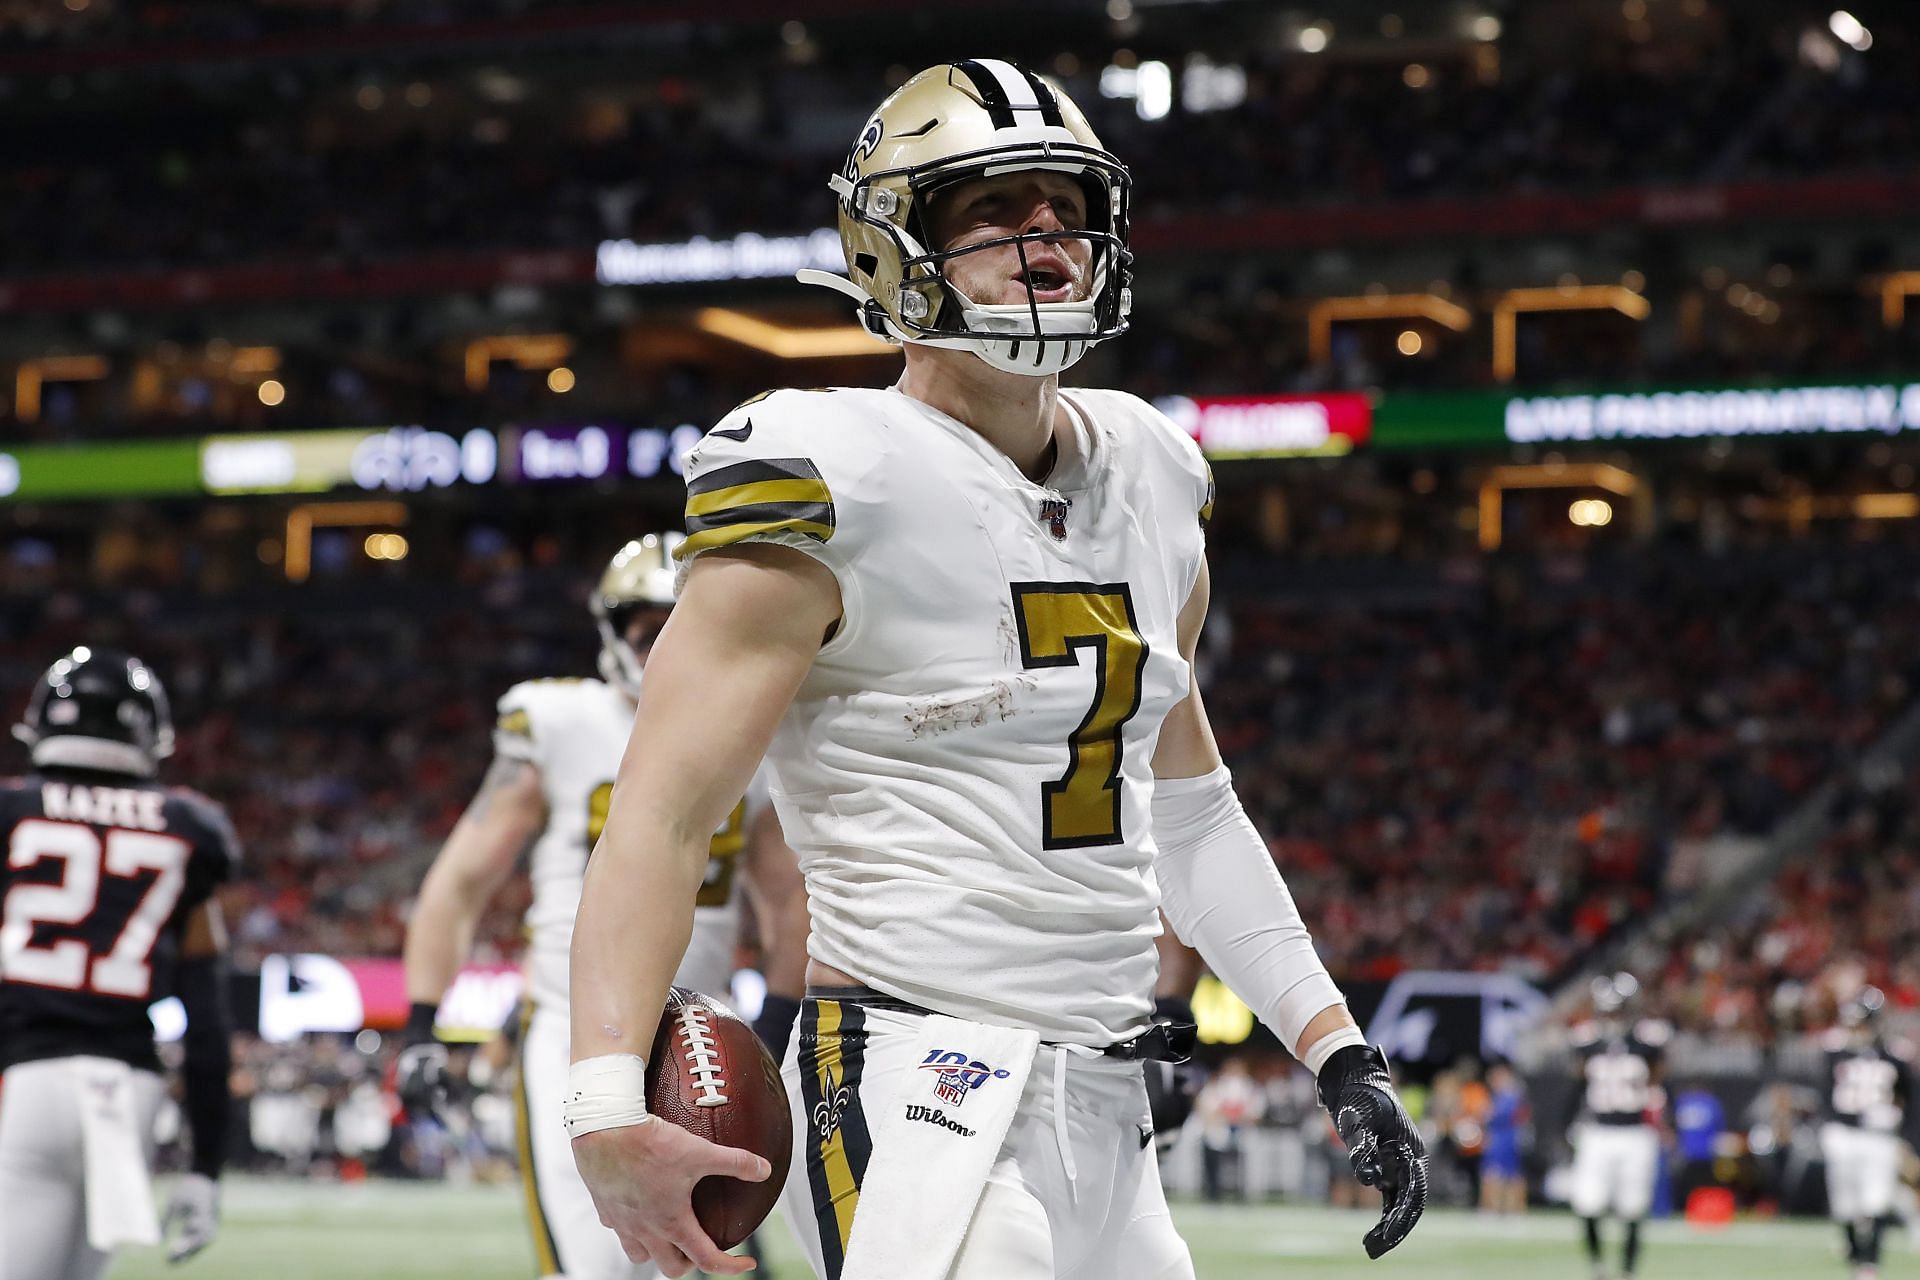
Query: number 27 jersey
0 772 239 1072
678 386 1212 1047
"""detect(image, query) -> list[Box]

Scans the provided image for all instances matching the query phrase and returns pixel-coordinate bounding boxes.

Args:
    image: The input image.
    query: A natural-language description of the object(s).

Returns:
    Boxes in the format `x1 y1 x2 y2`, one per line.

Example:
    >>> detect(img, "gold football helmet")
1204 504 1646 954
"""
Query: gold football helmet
591 533 682 697
797 59 1132 376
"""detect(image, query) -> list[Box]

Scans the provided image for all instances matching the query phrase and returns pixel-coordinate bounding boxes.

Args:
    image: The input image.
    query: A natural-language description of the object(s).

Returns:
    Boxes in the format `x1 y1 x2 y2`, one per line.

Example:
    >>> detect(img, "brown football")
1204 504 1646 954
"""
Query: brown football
645 986 793 1249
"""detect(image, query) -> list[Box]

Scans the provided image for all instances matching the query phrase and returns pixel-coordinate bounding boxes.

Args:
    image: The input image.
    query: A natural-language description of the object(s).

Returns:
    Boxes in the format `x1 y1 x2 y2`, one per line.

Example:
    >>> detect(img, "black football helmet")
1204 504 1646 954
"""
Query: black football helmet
1841 985 1886 1034
13 647 175 777
1590 971 1640 1020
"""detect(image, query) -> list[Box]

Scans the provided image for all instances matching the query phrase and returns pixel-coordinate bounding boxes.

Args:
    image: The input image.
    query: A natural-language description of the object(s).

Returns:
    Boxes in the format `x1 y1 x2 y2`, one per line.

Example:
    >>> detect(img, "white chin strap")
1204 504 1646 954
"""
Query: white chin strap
797 267 1109 377
595 622 645 701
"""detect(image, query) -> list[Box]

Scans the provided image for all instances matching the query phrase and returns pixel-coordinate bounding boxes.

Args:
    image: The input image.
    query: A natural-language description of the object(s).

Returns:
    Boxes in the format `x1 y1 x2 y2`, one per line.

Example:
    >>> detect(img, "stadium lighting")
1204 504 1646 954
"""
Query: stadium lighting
1491 286 1651 383
464 334 572 391
1879 271 1920 328
1569 498 1615 528
1306 293 1472 365
1829 10 1872 50
1855 493 1920 520
14 353 109 422
1298 23 1331 53
257 379 286 407
1469 14 1502 41
364 532 409 561
694 309 893 359
1478 463 1638 550
546 367 576 394
1396 329 1424 356
284 502 407 583
1182 57 1247 113
1134 61 1173 120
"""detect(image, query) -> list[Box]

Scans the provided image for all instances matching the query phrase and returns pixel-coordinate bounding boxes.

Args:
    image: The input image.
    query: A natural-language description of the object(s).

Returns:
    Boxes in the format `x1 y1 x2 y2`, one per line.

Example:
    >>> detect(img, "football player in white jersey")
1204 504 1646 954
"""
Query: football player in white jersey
563 61 1427 1280
400 536 807 1280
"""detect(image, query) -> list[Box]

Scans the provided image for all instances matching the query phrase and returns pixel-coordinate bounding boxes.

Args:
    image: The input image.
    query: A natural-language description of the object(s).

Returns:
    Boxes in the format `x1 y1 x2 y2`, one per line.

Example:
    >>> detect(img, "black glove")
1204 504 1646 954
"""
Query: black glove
1317 1043 1429 1260
395 1001 450 1121
1143 995 1202 1154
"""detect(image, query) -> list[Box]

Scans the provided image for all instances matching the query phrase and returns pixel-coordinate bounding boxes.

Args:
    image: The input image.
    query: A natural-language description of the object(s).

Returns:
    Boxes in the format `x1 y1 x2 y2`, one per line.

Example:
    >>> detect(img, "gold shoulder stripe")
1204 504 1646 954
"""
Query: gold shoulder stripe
1199 463 1216 527
682 456 835 557
686 477 833 519
496 708 532 738
680 517 836 557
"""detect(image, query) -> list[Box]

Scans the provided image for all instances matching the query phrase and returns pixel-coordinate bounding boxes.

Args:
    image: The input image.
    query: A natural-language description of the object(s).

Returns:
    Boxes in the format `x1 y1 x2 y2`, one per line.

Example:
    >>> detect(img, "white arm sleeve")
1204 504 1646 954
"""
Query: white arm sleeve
1152 764 1348 1055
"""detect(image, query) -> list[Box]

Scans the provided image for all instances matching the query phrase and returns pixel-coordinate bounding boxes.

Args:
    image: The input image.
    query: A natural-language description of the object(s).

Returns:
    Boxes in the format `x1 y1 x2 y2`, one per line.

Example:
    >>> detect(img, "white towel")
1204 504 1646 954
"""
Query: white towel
840 1014 1039 1280
76 1058 161 1251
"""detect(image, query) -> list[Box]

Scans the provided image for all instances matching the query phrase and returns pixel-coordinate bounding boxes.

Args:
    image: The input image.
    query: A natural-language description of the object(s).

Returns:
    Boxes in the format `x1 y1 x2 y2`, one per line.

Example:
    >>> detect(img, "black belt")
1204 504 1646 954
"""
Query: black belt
804 985 1196 1065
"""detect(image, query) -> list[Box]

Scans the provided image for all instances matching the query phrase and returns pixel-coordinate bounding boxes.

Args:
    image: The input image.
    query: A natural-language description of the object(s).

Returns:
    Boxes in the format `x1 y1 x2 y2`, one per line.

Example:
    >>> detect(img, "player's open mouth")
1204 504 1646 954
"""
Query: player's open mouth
1015 266 1073 302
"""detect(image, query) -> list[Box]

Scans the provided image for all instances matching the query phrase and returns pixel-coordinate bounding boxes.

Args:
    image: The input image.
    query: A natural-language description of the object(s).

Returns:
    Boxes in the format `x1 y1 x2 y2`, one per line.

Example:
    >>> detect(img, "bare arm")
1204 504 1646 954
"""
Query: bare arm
403 755 547 1005
739 804 810 1001
181 895 227 959
568 543 837 1276
571 544 837 1064
1154 931 1203 1000
1150 559 1360 1063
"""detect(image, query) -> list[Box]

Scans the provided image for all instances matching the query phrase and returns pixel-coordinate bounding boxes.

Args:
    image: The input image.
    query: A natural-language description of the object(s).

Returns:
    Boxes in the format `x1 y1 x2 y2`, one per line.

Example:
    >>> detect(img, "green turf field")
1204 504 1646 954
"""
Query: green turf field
113 1178 1885 1279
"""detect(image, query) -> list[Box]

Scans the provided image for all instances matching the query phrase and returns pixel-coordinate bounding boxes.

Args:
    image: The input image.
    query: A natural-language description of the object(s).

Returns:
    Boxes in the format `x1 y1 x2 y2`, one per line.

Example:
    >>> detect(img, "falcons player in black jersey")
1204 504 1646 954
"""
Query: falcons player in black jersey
0 648 238 1278
1568 972 1668 1280
1819 986 1911 1280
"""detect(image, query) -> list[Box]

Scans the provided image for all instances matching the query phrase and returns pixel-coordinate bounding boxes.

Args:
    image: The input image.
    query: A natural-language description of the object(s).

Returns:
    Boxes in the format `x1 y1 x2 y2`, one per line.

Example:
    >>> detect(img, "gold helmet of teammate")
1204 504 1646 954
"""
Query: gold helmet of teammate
797 59 1132 377
590 533 682 699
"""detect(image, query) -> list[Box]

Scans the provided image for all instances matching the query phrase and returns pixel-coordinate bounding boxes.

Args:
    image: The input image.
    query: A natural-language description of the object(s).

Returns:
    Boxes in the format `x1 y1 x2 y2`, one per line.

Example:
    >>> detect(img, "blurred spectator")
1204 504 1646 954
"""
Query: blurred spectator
1197 1058 1266 1202
1481 1061 1531 1214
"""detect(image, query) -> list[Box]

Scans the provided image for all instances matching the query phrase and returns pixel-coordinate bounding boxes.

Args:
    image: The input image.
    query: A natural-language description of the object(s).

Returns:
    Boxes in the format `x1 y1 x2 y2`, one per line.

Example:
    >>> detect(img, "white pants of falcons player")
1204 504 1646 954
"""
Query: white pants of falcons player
779 997 1193 1280
1822 1122 1902 1222
1569 1123 1659 1220
0 1056 167 1280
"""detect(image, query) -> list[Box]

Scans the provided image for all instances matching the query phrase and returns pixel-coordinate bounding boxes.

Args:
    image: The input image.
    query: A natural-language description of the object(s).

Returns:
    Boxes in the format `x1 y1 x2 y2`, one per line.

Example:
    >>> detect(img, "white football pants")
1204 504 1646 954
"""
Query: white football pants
780 997 1194 1280
1569 1122 1659 1220
0 1056 166 1280
1822 1122 1902 1222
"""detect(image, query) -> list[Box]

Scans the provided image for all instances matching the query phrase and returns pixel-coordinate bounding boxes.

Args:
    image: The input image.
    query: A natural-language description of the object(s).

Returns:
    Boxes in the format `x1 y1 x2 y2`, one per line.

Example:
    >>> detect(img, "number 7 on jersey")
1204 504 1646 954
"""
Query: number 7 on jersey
1011 583 1148 850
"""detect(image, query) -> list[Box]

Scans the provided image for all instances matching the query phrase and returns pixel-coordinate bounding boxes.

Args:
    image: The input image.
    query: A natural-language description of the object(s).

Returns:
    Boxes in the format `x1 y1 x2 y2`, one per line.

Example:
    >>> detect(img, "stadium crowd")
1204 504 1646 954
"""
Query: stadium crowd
1 7 1913 275
6 524 1915 1002
1649 754 1920 1045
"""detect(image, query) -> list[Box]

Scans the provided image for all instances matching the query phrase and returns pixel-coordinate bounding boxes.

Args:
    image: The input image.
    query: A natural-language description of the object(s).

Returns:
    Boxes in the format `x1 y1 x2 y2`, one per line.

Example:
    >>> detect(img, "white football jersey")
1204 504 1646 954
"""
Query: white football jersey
679 385 1212 1046
493 676 768 1011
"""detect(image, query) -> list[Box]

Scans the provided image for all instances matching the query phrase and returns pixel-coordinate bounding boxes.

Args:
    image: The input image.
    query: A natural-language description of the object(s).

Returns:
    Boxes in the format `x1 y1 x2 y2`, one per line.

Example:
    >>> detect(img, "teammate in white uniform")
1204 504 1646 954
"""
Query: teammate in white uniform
1819 986 1910 1280
563 60 1428 1280
1567 973 1667 1280
400 537 806 1280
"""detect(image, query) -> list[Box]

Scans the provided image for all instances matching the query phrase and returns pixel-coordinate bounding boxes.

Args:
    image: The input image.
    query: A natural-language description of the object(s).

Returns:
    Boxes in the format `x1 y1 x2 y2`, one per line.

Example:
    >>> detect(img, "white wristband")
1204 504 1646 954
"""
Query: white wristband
1303 1026 1369 1077
562 1054 654 1139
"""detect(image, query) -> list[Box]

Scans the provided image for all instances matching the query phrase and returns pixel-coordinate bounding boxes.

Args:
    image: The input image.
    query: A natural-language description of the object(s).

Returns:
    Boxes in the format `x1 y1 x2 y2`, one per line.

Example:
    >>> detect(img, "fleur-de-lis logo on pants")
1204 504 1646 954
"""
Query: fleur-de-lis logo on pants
812 1081 855 1140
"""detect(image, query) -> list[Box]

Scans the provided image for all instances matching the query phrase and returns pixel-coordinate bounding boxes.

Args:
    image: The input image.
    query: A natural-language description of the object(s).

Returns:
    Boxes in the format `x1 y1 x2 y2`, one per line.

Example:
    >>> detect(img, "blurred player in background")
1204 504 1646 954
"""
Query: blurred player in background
400 537 808 1280
0 648 238 1278
1569 972 1668 1280
1819 986 1910 1280
565 60 1427 1279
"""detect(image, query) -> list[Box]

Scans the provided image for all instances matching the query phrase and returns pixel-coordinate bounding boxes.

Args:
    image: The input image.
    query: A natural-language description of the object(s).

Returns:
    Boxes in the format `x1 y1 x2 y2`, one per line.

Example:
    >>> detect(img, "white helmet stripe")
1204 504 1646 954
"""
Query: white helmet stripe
975 58 1040 112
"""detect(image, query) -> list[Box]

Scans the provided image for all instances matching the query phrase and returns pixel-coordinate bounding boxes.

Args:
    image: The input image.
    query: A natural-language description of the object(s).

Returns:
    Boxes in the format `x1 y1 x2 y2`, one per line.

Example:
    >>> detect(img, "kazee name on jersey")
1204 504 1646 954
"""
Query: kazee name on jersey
40 782 168 832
